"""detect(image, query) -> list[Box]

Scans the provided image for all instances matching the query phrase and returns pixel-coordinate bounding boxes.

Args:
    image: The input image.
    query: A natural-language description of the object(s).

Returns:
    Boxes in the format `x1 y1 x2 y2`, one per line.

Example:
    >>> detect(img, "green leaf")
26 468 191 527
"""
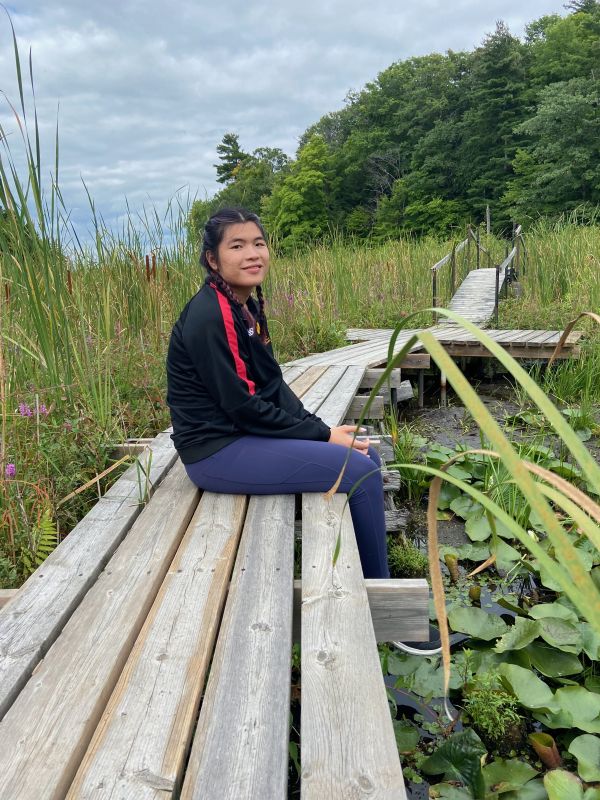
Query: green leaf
499 663 558 712
429 783 474 799
387 651 421 677
454 542 491 562
568 734 600 782
538 617 583 654
554 686 600 733
526 641 583 678
447 606 509 640
422 729 486 799
450 494 481 520
529 603 578 624
483 758 538 794
393 720 420 754
544 769 584 800
582 623 600 660
465 512 492 542
495 618 541 653
503 779 549 800
496 540 523 571
437 481 462 510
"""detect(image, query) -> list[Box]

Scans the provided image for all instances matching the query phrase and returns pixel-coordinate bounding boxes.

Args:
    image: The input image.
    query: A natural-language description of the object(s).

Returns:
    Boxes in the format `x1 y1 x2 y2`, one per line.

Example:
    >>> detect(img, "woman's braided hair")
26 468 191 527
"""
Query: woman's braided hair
200 207 270 344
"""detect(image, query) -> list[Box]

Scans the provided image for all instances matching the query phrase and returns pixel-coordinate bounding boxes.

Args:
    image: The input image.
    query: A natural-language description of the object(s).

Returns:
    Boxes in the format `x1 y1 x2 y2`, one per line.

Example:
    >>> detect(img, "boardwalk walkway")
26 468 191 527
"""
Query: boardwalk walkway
0 363 427 800
447 266 505 325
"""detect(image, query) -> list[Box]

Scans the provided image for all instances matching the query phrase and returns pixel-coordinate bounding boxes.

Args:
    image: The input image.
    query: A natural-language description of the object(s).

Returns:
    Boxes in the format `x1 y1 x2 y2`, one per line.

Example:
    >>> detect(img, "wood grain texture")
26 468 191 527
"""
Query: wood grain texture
0 461 198 800
181 494 296 800
0 431 177 722
0 589 17 609
301 494 406 799
67 492 247 800
288 365 329 398
292 579 428 643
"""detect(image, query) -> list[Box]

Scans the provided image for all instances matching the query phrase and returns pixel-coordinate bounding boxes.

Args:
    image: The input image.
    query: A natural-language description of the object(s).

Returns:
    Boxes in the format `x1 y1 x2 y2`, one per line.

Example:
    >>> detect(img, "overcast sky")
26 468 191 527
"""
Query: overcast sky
1 0 566 244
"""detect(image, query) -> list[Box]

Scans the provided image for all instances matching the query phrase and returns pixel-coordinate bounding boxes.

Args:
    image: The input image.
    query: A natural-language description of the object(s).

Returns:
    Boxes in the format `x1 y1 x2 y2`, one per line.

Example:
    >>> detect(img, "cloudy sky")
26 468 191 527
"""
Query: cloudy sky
1 0 566 244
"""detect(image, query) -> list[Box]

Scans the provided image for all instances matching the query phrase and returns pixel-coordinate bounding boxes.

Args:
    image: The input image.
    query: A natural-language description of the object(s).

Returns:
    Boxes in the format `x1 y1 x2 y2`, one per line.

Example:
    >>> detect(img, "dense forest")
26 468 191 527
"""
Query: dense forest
189 0 600 249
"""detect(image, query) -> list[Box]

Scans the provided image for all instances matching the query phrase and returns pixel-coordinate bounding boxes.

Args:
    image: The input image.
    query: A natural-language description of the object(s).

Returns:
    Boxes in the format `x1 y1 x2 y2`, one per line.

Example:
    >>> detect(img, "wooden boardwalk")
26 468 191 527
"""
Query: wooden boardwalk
343 327 583 361
447 266 505 325
0 363 427 800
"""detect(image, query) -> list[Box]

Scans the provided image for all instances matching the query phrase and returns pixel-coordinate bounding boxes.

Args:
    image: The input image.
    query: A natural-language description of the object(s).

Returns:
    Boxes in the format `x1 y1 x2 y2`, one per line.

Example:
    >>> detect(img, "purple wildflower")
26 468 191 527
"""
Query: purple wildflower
39 403 48 415
5 463 15 478
18 403 33 417
64 421 73 432
286 293 295 307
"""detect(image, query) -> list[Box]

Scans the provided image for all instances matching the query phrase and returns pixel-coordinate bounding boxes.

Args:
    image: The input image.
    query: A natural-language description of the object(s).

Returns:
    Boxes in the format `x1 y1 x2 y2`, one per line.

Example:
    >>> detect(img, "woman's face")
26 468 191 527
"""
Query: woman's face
207 221 270 301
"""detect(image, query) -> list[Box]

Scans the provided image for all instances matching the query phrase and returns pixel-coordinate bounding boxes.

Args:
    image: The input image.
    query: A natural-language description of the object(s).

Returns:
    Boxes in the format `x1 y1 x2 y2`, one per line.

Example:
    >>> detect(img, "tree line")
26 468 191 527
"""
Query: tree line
189 1 600 250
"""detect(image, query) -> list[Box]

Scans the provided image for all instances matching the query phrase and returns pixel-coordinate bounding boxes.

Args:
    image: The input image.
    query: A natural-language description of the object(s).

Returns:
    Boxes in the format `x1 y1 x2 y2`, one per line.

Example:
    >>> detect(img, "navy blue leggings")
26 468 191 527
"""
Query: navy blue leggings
184 436 390 579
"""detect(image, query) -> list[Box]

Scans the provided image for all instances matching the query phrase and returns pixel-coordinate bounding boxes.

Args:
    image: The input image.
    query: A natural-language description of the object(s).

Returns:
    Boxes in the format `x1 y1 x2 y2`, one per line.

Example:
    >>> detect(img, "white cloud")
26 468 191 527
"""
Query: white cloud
1 0 566 242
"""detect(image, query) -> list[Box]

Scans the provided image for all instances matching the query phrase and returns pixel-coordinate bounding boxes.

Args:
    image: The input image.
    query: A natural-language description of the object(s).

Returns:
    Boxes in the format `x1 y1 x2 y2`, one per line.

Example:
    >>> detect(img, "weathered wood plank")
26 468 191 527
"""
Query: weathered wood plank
288 365 330 398
0 589 17 609
181 494 296 800
0 431 177 722
315 366 366 427
301 494 406 799
67 492 247 800
300 365 347 414
360 368 403 391
0 460 199 800
347 395 385 420
292 578 429 643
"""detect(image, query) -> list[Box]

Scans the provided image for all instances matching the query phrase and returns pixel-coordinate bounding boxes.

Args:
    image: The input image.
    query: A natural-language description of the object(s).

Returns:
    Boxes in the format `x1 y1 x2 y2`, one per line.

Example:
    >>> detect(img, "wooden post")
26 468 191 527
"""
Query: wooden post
418 371 424 409
486 205 491 234
431 269 437 325
466 225 471 267
450 243 456 296
494 265 500 327
515 234 521 277
476 228 480 269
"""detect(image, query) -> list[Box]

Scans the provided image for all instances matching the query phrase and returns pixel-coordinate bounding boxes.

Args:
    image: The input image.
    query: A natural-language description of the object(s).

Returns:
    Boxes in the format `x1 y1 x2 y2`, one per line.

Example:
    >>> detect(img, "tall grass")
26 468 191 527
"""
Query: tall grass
1 19 598 586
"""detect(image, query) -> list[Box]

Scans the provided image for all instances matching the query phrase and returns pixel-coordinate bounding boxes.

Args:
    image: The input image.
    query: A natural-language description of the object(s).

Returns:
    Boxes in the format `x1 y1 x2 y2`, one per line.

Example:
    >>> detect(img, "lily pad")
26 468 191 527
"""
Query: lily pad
465 512 493 542
450 494 482 520
528 603 578 624
437 482 462 510
454 542 491 562
554 686 600 733
503 779 550 800
538 617 583 654
499 663 558 712
582 623 600 660
482 758 538 794
526 641 583 678
495 618 541 653
448 605 509 641
544 770 584 800
568 734 600 782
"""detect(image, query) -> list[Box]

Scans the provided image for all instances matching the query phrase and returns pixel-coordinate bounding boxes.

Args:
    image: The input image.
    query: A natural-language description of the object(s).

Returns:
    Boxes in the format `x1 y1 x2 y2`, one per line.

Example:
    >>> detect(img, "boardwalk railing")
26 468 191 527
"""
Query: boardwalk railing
494 223 524 326
431 225 488 323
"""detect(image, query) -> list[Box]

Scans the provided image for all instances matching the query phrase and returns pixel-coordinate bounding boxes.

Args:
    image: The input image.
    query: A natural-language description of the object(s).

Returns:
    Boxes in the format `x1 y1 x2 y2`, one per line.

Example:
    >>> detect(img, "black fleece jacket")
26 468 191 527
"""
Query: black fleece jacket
166 278 331 463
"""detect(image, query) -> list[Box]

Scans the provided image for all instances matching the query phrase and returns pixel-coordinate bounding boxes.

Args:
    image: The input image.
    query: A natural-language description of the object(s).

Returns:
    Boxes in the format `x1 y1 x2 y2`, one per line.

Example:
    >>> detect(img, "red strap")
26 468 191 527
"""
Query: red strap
212 285 256 396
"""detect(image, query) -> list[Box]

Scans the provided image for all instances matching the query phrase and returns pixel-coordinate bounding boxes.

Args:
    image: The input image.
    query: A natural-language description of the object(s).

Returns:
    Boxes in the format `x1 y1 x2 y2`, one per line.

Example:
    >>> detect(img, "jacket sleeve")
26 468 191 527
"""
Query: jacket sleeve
183 299 331 442
277 378 330 427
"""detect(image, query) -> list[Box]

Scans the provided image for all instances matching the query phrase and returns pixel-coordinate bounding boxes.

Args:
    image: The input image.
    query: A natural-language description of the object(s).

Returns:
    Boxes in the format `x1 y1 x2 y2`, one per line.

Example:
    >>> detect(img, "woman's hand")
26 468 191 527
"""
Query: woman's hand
328 425 370 456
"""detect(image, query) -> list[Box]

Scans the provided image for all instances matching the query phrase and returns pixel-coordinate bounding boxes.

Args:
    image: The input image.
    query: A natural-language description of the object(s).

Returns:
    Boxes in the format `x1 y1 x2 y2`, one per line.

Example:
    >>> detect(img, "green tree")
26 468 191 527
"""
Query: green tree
528 2 600 86
214 133 248 184
262 135 332 251
188 147 290 244
503 76 600 217
456 22 530 224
